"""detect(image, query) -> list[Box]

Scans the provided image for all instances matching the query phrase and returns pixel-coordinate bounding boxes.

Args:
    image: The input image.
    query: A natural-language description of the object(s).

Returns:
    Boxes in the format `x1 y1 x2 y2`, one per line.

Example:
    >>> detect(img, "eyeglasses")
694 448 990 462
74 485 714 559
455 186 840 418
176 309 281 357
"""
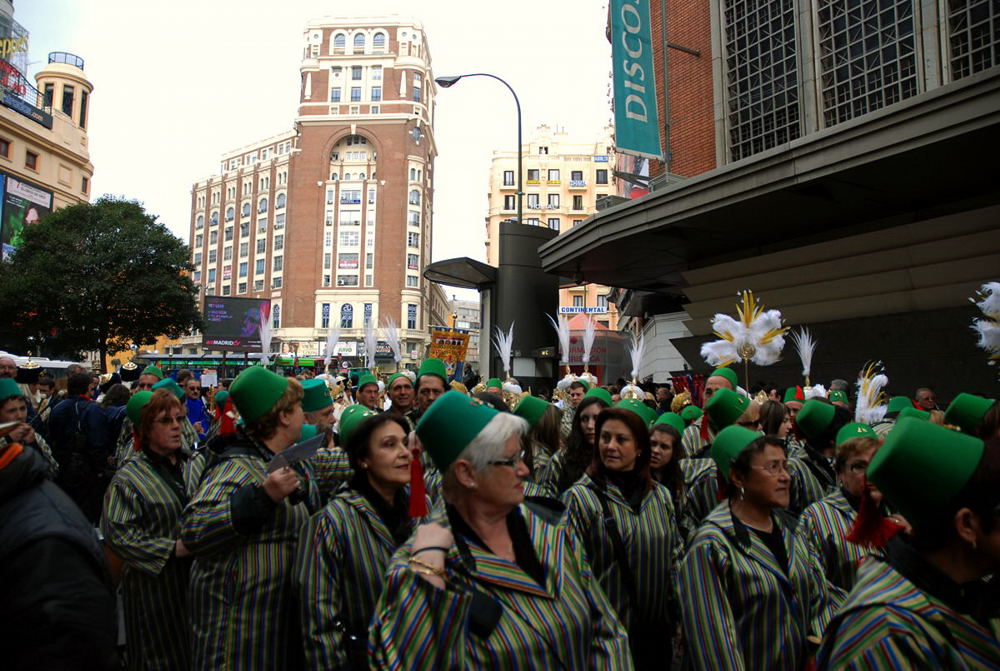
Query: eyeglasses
156 415 183 426
752 462 789 476
488 449 526 468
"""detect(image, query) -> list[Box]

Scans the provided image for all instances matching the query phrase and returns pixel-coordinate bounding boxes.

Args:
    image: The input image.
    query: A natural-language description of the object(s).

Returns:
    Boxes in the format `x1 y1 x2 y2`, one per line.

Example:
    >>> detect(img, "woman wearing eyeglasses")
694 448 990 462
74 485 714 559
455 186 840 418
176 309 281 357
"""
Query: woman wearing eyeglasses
369 391 632 669
678 425 834 670
563 407 682 668
100 389 193 669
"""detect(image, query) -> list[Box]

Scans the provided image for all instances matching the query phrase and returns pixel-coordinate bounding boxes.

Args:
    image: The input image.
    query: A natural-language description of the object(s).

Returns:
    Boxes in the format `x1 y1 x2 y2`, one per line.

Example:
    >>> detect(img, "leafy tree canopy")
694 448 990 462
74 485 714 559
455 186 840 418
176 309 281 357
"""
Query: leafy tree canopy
0 196 204 370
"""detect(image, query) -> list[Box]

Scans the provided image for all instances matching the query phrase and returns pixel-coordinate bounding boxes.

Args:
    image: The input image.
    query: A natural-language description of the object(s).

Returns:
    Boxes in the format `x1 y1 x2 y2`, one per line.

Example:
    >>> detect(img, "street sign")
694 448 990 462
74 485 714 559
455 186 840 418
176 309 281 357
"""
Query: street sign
559 306 607 314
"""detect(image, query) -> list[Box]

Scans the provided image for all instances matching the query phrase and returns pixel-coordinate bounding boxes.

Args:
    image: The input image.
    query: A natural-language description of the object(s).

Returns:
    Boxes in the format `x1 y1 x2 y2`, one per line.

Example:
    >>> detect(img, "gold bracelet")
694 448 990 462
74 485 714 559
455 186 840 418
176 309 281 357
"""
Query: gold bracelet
407 556 445 577
409 565 439 578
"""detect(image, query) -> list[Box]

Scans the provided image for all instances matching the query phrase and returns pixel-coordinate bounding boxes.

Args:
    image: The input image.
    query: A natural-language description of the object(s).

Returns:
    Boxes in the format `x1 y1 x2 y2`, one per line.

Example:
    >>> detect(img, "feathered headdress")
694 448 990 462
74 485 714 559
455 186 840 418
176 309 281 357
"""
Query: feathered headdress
363 317 378 371
492 322 515 380
258 304 272 365
382 316 403 365
547 313 577 398
855 362 889 425
700 290 788 387
789 327 817 389
970 282 1000 376
578 315 599 386
620 332 645 399
323 324 341 369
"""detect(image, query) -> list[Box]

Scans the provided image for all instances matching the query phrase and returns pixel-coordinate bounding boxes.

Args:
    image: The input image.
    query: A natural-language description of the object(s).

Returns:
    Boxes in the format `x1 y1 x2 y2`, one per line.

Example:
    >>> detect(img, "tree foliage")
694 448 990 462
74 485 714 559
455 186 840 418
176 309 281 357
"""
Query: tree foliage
0 196 203 369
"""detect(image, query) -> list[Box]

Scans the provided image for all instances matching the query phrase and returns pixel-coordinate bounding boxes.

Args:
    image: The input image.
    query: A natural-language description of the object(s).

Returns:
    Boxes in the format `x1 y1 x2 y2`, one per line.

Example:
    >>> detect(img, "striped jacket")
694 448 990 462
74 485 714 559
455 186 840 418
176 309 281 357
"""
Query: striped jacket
562 474 681 626
181 436 321 671
817 556 1000 669
114 415 198 470
797 488 879 604
678 502 835 670
100 450 191 670
368 502 634 670
295 486 424 669
309 444 353 504
681 419 712 459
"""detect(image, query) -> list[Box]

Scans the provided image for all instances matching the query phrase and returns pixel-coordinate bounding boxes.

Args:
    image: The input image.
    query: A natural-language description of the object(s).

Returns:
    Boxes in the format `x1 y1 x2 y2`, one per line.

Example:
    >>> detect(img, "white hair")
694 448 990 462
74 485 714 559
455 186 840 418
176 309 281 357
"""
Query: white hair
443 412 529 497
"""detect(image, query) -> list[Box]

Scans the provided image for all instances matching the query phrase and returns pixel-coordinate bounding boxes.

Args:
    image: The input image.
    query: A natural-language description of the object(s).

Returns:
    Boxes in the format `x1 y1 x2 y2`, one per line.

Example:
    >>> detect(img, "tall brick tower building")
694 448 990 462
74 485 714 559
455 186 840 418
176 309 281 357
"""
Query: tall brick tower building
189 17 436 366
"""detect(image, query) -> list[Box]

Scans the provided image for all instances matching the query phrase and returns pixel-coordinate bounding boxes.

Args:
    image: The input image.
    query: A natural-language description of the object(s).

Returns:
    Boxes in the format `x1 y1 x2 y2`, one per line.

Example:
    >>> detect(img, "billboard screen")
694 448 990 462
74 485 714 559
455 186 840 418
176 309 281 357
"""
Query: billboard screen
202 296 271 352
1 172 52 260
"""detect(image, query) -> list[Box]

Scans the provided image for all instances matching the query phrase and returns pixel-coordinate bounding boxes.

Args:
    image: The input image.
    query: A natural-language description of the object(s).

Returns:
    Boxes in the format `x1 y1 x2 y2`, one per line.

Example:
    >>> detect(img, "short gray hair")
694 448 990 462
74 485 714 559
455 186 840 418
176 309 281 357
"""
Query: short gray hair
443 412 529 496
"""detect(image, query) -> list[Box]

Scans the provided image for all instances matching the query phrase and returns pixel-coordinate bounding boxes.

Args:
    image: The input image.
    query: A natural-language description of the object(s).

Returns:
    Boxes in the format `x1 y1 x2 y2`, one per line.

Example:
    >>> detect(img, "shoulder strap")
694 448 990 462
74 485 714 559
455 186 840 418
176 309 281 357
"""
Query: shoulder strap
587 482 639 612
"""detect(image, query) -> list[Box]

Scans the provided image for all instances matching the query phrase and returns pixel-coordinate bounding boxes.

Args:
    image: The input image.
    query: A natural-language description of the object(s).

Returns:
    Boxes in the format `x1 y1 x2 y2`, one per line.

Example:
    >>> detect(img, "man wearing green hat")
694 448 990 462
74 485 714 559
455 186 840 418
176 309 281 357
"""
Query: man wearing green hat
135 365 164 393
355 373 381 412
406 358 448 426
681 367 738 459
872 396 913 440
182 366 321 670
301 379 335 434
945 393 998 439
386 372 415 416
484 377 503 394
793 399 853 492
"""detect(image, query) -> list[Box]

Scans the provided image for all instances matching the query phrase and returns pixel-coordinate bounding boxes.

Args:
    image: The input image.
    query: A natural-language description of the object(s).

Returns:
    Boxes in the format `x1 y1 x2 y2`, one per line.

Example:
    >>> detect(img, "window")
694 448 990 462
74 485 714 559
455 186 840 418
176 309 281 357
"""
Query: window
256 239 265 253
353 33 365 53
275 213 285 229
339 210 360 226
339 230 360 246
79 90 88 128
333 33 346 53
255 259 265 274
61 85 74 116
407 253 419 270
407 232 419 247
408 189 420 205
25 150 38 170
272 277 282 289
238 262 248 278
210 211 218 226
0 138 8 158
223 246 233 261
240 222 249 237
338 252 358 269
547 194 560 208
365 274 373 286
324 252 332 269
196 215 204 230
340 304 354 328
337 275 359 287
369 86 381 101
193 271 202 283
330 88 341 102
42 83 53 108
239 242 248 257
526 217 541 226
407 304 417 329
272 305 280 328
223 206 233 222
366 252 374 268
257 217 267 233
209 249 217 263
503 170 515 186
574 219 584 227
367 188 376 203
573 295 584 308
412 72 422 102
370 105 380 114
573 195 584 210
254 279 264 291
209 230 218 244
238 282 247 294
193 252 202 265
538 146 548 154
571 170 583 181
373 32 386 50
527 169 540 182
548 217 560 231
224 227 233 241
274 234 284 250
275 193 285 209
406 275 419 287
258 197 268 213
409 210 421 226
321 303 331 328
948 1 1000 80
351 87 362 102
597 294 609 311
547 169 560 182
341 189 361 204
596 169 608 184
527 194 540 209
208 268 216 283
273 255 283 272
195 234 203 247
351 65 363 80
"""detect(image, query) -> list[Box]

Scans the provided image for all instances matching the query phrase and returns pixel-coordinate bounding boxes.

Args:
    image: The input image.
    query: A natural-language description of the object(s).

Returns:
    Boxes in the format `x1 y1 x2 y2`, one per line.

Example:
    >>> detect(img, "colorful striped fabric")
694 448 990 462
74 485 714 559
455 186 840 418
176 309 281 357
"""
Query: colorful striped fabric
113 416 199 470
678 501 835 670
309 445 353 504
368 503 634 669
817 558 1000 669
181 438 321 671
295 486 425 669
559 404 575 440
681 420 712 458
562 474 681 626
100 450 192 669
797 488 880 604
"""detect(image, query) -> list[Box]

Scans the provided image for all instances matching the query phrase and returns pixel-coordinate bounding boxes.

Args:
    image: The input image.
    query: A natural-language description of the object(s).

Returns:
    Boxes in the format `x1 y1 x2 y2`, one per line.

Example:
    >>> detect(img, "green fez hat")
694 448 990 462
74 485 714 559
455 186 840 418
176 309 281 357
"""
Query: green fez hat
653 412 686 435
141 365 164 380
828 390 849 404
299 424 318 442
795 399 836 441
387 372 412 387
945 393 996 436
338 404 378 444
896 407 930 423
710 367 738 389
416 390 500 471
152 377 185 401
584 387 613 406
615 397 656 426
0 378 23 400
705 387 750 429
485 377 503 390
868 418 985 528
301 379 332 412
230 366 290 424
417 358 448 385
126 391 154 425
214 390 229 407
783 386 805 404
578 379 591 391
680 405 703 425
513 395 550 428
711 425 761 479
836 422 878 446
356 373 378 391
887 396 912 415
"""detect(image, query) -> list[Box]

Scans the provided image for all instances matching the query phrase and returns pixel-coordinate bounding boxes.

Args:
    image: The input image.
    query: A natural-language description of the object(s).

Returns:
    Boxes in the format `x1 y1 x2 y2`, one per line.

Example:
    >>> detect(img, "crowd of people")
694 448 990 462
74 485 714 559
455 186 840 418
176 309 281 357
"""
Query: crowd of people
1 351 999 670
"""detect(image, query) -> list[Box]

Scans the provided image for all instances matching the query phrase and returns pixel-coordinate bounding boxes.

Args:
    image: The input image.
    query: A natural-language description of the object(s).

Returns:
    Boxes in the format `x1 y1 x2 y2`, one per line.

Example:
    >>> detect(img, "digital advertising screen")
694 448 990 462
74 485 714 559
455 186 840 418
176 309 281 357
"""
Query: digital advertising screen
202 296 271 352
1 172 52 260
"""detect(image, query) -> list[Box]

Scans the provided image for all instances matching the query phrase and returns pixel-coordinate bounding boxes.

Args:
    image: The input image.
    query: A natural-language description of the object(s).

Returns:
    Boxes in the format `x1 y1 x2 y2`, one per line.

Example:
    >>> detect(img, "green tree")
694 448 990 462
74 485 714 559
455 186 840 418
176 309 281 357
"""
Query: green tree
0 196 204 370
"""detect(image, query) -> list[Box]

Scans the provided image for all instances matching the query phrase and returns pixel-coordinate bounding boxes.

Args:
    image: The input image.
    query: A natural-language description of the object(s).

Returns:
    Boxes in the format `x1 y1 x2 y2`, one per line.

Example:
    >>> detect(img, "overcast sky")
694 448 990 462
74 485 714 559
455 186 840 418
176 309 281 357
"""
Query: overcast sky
18 0 612 301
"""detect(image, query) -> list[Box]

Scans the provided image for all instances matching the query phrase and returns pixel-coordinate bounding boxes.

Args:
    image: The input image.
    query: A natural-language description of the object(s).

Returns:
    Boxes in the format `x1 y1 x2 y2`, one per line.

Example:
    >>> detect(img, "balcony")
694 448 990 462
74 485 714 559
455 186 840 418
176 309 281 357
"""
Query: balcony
546 179 561 185
48 51 85 69
569 180 587 188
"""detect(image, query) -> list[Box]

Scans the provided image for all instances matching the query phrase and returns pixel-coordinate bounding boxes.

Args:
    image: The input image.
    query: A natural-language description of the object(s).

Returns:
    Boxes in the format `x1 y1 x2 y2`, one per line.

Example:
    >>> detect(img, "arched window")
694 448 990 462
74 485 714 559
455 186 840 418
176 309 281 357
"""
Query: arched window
241 202 251 217
340 304 354 328
353 33 365 52
344 173 351 181
196 215 204 229
330 173 338 181
225 206 235 222
258 197 268 213
275 193 286 209
358 172 366 180
333 33 346 52
409 189 420 205
373 32 386 50
210 212 219 226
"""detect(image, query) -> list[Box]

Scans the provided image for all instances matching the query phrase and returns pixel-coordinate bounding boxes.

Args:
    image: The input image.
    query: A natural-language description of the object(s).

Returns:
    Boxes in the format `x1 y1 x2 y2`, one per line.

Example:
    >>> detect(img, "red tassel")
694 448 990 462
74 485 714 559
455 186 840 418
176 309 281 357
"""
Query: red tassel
700 415 711 441
408 449 428 518
132 429 142 451
715 466 728 502
219 399 236 437
846 485 903 548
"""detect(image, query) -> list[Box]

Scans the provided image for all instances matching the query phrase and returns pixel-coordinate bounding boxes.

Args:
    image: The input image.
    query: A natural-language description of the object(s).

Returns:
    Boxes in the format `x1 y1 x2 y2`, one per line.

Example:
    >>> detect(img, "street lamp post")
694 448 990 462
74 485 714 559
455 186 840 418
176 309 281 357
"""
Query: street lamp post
435 73 523 226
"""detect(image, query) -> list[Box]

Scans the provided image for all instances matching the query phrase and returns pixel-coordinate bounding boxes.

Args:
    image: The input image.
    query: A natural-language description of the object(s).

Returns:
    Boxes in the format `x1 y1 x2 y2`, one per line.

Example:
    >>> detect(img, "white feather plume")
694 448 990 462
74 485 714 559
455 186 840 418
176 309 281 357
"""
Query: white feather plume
805 384 827 400
789 327 816 379
629 332 645 379
556 374 576 391
700 291 788 368
258 306 272 365
492 322 515 377
581 315 597 365
502 381 522 395
323 324 341 367
382 316 403 364
547 314 572 365
970 282 1000 369
363 317 378 370
855 362 889 425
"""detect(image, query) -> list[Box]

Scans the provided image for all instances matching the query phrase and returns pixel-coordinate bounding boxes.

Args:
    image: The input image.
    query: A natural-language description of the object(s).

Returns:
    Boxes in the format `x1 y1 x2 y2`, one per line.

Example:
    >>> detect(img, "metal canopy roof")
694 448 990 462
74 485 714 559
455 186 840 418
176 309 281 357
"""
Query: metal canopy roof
423 257 497 289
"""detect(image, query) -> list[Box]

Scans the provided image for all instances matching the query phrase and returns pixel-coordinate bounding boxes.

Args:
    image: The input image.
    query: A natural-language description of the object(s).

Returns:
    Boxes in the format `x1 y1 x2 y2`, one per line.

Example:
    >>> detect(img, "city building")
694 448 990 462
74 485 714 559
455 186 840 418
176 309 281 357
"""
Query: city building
188 17 439 369
541 0 1000 396
484 123 620 330
452 296 481 366
0 0 93 260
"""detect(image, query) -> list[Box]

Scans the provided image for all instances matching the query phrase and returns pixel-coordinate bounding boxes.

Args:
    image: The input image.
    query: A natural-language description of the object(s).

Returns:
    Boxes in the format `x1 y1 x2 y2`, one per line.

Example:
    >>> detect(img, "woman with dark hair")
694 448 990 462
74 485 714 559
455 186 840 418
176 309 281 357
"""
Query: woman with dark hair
512 395 562 491
563 407 682 668
539 394 610 495
101 389 192 669
758 399 793 441
296 409 426 669
649 414 686 506
818 420 1000 668
678 425 833 670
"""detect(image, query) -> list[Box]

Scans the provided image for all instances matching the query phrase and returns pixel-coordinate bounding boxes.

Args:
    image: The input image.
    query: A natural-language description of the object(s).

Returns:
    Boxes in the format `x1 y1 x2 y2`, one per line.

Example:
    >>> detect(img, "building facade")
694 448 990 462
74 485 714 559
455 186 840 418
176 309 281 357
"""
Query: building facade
453 297 481 366
0 0 92 260
188 17 438 368
485 124 620 330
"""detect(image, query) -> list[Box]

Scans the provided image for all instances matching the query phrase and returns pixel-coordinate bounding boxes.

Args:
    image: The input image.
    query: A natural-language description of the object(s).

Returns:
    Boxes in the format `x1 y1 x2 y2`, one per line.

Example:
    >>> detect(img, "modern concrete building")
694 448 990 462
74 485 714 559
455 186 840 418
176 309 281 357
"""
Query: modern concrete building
484 123 620 330
0 0 92 259
188 17 439 368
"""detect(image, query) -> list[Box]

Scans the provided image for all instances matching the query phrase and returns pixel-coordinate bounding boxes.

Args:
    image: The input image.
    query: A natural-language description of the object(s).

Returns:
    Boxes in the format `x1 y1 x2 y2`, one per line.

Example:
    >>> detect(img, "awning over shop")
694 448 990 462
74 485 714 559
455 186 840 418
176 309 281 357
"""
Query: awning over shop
423 257 497 290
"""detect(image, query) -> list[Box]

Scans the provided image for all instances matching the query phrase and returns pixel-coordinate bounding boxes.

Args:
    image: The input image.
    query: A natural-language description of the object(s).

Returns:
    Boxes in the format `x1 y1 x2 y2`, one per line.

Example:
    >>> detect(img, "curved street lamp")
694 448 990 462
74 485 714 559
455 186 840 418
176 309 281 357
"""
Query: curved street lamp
435 73 523 227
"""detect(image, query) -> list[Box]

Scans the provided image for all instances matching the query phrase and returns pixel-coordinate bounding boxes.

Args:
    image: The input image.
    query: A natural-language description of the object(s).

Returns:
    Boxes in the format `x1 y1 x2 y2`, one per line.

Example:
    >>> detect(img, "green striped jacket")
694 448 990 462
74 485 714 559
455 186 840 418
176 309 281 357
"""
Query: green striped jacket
100 449 192 670
369 502 634 670
681 419 712 458
562 474 681 626
818 557 1000 669
678 502 834 670
797 488 879 604
114 415 198 470
295 486 425 669
181 437 321 671
309 444 353 504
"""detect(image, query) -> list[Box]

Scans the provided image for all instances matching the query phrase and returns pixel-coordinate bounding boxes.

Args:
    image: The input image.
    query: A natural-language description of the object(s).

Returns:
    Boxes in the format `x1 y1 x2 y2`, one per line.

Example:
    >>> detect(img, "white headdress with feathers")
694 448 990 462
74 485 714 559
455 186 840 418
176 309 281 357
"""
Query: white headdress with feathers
363 317 378 370
620 332 645 399
323 324 341 368
789 327 817 388
258 305 272 365
855 362 889 425
970 281 1000 375
700 290 788 370
492 322 515 380
547 313 577 392
382 316 403 365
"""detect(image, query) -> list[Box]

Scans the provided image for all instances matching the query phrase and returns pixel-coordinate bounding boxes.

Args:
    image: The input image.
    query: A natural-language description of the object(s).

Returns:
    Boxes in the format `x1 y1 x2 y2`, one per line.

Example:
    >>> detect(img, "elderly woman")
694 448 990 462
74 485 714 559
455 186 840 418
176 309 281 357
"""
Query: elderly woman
369 391 632 669
182 367 321 670
539 391 611 496
296 408 427 669
101 389 192 669
678 425 834 670
818 420 1000 668
563 407 682 668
